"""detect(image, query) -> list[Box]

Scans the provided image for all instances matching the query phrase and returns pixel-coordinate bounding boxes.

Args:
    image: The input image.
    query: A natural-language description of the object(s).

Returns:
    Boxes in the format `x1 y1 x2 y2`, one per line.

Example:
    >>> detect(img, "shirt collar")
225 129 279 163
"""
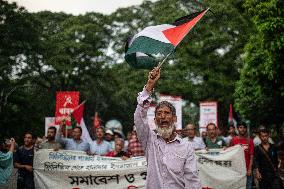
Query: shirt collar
187 136 195 141
73 139 82 144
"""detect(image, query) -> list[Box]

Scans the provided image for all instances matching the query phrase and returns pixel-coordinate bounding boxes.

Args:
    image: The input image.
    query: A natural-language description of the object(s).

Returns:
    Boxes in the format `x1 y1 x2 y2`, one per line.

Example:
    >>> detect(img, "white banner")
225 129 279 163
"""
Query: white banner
45 117 59 136
34 145 246 189
197 145 246 189
199 101 218 132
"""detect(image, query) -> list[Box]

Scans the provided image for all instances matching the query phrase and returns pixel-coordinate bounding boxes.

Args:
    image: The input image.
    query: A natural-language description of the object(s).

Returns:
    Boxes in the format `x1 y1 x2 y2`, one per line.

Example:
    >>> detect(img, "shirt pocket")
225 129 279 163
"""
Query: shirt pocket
164 152 185 174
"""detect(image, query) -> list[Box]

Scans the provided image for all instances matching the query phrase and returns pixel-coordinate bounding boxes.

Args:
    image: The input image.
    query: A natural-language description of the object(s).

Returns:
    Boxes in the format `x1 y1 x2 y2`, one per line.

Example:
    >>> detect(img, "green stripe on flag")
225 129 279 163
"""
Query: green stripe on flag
125 36 174 69
125 53 157 69
126 36 174 56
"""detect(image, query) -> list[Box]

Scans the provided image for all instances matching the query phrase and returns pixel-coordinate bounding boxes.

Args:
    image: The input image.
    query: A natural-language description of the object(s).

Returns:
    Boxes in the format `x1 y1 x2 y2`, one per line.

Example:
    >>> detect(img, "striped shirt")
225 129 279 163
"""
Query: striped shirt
134 88 202 189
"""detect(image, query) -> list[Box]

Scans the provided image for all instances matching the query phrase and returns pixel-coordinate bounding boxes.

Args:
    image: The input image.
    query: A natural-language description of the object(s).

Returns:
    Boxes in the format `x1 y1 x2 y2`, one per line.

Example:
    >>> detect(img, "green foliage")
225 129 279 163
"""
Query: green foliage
234 0 284 126
4 0 279 141
0 0 44 142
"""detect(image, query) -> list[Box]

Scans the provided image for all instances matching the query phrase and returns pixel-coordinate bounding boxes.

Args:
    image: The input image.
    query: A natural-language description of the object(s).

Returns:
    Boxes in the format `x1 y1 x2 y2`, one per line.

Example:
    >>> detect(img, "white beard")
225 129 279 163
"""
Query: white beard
156 123 175 139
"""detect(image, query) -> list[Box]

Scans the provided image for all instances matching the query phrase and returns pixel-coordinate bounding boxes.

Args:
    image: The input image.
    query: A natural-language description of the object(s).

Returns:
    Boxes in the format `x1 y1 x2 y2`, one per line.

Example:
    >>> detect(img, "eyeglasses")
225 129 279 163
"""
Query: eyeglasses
184 129 195 131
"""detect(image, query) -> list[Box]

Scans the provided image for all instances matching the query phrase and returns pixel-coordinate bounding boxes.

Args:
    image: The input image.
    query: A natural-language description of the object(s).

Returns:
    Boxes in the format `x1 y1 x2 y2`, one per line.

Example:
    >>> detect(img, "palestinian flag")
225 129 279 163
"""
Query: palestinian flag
125 8 209 69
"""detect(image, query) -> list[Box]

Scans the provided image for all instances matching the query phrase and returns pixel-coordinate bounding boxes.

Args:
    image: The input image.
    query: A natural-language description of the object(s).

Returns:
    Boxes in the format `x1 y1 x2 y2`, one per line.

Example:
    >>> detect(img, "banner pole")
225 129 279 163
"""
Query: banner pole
65 125 68 138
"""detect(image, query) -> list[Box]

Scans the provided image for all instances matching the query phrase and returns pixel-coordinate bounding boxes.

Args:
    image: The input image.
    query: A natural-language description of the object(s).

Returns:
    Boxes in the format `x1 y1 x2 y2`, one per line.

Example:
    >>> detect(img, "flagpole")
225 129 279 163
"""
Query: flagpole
65 125 68 138
72 100 87 112
157 50 174 68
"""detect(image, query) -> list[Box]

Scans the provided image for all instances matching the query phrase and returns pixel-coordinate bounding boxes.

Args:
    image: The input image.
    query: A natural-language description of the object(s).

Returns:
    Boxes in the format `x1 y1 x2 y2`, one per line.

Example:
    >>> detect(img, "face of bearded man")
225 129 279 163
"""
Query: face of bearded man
156 123 176 139
155 105 177 140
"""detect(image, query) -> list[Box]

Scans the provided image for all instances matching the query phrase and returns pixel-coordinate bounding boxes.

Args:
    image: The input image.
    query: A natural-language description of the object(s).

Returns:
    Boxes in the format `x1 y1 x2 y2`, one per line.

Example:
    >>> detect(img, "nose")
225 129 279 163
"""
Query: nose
160 113 166 119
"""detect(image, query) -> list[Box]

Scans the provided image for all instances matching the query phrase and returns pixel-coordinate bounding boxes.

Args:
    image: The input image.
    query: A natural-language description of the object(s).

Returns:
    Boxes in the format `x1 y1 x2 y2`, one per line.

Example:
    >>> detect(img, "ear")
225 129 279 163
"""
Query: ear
173 115 177 123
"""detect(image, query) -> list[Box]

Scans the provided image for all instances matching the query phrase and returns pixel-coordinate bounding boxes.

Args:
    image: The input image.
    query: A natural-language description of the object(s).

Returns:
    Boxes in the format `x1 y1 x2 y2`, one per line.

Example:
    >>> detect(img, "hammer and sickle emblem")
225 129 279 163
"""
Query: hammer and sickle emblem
63 96 73 107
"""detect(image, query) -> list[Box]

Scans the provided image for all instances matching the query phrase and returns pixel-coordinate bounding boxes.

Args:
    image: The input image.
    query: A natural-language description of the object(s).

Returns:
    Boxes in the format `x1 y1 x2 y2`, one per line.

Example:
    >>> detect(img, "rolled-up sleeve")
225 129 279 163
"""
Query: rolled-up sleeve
184 147 202 189
134 88 152 150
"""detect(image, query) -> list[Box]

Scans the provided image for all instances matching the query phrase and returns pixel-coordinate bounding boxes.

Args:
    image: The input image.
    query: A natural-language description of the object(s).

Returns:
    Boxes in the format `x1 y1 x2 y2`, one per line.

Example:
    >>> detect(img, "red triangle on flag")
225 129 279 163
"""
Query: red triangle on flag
162 9 208 46
72 102 85 125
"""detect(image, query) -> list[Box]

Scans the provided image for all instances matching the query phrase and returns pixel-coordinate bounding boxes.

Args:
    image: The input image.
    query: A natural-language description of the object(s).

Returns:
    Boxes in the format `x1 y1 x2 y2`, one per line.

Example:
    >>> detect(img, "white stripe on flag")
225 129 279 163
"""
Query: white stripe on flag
130 24 175 45
80 119 92 143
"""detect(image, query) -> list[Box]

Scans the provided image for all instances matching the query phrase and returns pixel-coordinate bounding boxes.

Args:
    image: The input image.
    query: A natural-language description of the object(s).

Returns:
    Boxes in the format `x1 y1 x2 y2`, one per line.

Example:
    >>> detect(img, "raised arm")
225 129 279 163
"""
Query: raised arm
134 67 160 150
55 120 68 145
0 138 15 162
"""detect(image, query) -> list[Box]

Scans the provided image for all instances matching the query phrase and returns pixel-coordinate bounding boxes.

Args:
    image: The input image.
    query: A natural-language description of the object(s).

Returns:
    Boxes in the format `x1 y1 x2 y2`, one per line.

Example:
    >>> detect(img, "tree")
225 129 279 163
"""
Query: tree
234 0 284 128
1 0 258 140
0 0 44 140
109 0 253 130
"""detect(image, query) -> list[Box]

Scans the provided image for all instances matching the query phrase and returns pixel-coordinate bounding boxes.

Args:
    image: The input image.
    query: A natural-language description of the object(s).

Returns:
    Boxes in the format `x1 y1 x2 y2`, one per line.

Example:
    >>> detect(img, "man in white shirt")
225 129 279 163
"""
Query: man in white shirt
89 127 112 155
224 125 236 146
183 124 206 150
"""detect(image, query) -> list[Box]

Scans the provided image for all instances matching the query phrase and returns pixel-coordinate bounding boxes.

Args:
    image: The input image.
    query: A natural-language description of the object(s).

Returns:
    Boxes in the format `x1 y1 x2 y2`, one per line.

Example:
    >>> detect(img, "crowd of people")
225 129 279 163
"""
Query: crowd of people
0 116 283 189
0 122 146 189
182 122 284 189
0 67 283 189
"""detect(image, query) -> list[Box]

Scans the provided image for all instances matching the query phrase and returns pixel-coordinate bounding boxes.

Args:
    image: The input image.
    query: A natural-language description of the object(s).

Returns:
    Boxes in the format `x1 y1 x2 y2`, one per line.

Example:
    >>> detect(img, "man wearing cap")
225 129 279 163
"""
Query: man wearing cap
105 129 115 150
230 122 254 189
134 67 201 189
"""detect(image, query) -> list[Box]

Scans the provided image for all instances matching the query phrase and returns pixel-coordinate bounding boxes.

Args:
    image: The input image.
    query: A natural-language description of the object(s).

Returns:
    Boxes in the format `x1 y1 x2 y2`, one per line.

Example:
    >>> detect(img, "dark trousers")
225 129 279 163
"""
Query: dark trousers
259 177 283 189
17 175 35 189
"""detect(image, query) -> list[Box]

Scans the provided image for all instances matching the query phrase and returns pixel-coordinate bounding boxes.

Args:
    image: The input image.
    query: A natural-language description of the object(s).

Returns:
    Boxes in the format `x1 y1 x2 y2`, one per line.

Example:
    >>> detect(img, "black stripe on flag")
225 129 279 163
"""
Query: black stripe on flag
173 9 206 26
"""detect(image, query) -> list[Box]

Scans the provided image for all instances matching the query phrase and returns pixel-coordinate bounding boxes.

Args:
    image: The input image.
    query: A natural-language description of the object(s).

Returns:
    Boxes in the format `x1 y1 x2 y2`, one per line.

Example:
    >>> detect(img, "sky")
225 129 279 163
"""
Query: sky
9 0 157 15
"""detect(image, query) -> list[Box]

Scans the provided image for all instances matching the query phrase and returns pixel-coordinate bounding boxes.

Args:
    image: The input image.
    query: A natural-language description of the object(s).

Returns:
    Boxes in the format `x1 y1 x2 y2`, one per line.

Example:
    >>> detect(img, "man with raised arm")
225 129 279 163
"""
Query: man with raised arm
134 67 201 189
0 138 16 186
56 120 90 153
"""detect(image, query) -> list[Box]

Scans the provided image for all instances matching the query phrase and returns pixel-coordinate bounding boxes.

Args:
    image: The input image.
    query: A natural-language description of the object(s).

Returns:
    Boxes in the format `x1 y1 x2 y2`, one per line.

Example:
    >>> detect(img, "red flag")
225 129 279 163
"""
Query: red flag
163 9 209 46
229 103 233 123
55 91 79 125
72 102 85 125
93 112 101 129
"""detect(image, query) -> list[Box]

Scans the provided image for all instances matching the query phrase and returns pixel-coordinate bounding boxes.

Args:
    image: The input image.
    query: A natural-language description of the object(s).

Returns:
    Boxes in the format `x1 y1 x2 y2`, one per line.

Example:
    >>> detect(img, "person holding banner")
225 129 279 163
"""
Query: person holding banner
204 123 226 149
105 138 129 159
183 124 206 150
230 122 254 189
89 127 112 155
127 127 145 157
39 126 62 150
57 121 90 152
134 67 201 189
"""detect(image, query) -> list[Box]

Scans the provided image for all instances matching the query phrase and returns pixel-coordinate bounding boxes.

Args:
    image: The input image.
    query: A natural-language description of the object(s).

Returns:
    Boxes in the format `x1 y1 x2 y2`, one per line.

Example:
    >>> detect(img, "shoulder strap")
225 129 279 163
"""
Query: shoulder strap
259 145 277 171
